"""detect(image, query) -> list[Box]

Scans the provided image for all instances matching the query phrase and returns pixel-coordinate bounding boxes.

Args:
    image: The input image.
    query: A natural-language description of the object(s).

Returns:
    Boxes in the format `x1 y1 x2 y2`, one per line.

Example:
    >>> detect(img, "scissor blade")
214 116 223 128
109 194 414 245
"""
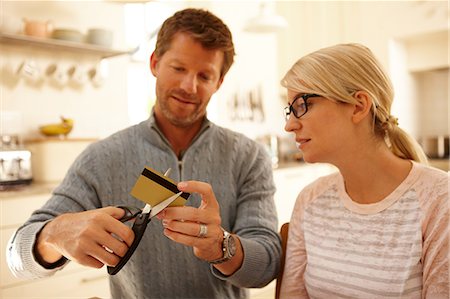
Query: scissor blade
149 191 182 218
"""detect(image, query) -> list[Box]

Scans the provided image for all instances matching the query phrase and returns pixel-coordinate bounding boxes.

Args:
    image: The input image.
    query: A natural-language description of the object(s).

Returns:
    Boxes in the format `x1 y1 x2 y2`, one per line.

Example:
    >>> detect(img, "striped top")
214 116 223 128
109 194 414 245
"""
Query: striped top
280 162 449 299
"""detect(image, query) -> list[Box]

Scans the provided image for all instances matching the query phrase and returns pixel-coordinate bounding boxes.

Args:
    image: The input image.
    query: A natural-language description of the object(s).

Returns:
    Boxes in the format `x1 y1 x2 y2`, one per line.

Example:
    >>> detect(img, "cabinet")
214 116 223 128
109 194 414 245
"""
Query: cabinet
0 33 129 59
390 29 449 159
273 163 337 228
0 185 111 298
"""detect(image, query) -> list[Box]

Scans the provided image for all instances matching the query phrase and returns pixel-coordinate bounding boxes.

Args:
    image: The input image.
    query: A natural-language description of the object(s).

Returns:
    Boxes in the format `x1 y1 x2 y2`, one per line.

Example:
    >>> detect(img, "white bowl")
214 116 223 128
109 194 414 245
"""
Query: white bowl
86 28 113 47
52 29 85 43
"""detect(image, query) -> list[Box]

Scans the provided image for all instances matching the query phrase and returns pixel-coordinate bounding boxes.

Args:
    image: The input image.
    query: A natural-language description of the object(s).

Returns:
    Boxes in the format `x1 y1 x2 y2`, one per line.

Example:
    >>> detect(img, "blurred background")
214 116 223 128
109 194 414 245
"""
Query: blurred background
0 1 448 298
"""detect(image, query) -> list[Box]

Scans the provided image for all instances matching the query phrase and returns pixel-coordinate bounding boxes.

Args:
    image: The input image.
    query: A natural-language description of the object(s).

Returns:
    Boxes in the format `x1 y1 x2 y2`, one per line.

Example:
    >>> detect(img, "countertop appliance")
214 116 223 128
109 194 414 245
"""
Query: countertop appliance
0 135 32 189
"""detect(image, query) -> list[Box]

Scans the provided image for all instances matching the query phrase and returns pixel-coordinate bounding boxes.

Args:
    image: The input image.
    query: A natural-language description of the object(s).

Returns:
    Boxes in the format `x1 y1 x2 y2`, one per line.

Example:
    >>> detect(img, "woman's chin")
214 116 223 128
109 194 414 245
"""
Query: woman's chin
301 154 318 164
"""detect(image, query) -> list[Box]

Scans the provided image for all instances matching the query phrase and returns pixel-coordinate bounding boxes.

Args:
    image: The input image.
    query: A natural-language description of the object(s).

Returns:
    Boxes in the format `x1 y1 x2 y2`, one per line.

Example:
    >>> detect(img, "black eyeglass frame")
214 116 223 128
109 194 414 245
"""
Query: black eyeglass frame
284 93 321 120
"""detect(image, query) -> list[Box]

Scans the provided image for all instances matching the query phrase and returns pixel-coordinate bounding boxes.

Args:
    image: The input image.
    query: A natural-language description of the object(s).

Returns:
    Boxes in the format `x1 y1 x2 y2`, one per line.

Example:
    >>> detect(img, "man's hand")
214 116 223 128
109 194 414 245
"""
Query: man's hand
157 181 243 275
36 207 134 269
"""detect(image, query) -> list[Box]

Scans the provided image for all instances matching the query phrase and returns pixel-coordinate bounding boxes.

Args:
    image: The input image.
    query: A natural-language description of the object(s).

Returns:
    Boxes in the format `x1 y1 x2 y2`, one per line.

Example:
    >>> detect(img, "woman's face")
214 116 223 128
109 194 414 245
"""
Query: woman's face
284 89 354 164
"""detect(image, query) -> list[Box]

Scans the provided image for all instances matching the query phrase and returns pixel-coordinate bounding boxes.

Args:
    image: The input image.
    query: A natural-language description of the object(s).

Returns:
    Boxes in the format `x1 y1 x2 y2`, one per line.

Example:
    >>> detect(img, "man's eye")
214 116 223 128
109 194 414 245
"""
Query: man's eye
199 74 211 81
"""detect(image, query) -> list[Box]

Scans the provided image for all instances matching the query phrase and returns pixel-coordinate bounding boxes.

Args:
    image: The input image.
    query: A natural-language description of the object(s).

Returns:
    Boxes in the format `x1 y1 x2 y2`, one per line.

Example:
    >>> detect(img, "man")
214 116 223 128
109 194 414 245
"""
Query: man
7 8 281 299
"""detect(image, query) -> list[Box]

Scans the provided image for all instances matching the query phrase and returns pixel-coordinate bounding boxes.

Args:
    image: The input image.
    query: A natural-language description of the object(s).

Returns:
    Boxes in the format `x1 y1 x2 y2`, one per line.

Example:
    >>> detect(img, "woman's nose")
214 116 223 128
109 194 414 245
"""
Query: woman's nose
284 116 300 132
180 74 197 94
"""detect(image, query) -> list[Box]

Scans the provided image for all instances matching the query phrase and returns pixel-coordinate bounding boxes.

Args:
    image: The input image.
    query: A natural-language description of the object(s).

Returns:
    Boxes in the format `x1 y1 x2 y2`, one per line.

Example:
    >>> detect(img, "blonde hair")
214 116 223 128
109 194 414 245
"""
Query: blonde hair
281 43 427 164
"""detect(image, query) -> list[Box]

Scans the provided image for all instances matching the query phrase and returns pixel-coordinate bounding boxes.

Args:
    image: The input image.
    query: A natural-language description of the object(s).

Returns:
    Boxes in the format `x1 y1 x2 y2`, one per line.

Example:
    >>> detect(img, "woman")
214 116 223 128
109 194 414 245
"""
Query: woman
279 43 448 299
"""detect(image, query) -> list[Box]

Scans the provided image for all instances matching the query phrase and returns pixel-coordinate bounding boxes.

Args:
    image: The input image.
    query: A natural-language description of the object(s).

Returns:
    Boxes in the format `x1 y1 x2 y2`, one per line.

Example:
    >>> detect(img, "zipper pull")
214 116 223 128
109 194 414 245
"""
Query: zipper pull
178 160 183 180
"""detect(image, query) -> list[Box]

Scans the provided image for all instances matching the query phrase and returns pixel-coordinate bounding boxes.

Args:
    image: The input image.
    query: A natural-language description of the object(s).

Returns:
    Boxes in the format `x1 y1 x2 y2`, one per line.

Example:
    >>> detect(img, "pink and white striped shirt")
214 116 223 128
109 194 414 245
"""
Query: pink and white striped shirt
280 162 449 299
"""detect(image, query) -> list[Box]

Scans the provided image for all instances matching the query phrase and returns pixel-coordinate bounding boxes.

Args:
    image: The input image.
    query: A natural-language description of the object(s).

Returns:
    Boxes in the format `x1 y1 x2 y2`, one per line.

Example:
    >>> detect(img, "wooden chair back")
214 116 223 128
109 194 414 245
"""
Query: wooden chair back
275 222 289 299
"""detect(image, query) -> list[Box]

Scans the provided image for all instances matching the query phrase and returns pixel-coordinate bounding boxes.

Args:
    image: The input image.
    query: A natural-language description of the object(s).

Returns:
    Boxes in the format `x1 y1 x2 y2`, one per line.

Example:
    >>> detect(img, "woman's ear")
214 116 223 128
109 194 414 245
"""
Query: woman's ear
351 91 373 124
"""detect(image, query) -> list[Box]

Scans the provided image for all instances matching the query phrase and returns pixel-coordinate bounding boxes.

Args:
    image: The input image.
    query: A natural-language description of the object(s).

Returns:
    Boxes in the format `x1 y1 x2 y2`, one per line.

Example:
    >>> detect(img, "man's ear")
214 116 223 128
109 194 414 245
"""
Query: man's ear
150 52 158 76
215 76 224 91
351 91 373 124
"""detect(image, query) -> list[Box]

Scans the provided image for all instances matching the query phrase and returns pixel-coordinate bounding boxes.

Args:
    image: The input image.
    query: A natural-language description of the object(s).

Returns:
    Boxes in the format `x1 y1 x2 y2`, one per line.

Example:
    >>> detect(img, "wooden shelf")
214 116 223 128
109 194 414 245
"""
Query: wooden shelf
0 33 130 58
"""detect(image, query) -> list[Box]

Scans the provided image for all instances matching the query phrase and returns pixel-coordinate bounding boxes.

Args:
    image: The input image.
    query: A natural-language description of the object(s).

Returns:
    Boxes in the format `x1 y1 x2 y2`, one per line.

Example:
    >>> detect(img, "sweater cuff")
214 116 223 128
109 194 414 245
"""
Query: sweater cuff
211 237 272 288
7 221 68 279
33 236 68 269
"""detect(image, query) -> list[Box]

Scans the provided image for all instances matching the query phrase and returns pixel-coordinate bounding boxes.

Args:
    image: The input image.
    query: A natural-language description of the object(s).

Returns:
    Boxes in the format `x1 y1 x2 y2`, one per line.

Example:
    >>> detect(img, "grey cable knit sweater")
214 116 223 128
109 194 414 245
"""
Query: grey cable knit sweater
7 115 281 299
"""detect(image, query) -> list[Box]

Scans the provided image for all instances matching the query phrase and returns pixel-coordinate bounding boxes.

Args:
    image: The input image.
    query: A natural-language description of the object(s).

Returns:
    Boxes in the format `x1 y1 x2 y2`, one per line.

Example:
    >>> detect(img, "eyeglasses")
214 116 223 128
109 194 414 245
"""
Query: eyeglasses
284 93 321 121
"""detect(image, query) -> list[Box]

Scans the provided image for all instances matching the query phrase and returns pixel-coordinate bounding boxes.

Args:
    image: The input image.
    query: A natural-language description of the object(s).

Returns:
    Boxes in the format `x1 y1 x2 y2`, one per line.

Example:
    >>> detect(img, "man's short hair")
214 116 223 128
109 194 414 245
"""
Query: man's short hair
154 8 235 79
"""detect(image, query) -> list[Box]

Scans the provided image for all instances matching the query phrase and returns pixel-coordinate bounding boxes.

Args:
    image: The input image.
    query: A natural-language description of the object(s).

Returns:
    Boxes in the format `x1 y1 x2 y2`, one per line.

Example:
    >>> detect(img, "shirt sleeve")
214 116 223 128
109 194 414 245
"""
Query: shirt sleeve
420 172 449 299
7 221 69 280
211 141 282 288
6 144 102 279
279 187 312 299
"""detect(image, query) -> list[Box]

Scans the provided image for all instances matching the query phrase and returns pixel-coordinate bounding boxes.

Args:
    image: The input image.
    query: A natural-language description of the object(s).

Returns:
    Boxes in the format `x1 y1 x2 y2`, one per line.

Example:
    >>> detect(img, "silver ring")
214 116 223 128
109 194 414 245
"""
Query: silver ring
103 245 113 254
198 224 208 238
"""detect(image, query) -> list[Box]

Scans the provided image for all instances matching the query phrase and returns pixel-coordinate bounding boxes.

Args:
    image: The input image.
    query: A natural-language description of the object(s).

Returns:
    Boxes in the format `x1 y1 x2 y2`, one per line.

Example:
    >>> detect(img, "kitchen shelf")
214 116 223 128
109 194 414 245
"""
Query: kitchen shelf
0 33 130 58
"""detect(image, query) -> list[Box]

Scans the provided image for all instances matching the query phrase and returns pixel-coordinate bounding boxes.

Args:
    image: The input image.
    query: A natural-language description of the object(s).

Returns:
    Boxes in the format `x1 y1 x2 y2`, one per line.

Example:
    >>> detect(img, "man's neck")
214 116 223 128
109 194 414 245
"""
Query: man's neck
154 113 203 158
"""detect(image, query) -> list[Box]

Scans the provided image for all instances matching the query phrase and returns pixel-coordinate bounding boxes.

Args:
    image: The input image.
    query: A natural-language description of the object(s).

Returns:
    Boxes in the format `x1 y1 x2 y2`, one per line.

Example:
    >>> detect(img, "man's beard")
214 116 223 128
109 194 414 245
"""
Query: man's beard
158 91 205 128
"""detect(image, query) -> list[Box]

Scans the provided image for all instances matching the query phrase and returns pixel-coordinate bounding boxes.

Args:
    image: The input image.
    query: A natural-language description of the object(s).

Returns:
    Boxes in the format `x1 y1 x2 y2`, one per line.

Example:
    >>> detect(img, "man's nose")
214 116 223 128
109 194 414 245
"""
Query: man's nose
180 74 197 94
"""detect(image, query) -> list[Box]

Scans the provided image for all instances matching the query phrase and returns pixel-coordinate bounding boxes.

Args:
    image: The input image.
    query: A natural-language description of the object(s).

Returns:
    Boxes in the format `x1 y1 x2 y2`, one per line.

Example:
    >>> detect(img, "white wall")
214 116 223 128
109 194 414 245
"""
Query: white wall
124 1 285 140
2 1 448 142
1 1 129 140
278 1 448 75
276 0 448 138
205 1 285 139
1 1 284 141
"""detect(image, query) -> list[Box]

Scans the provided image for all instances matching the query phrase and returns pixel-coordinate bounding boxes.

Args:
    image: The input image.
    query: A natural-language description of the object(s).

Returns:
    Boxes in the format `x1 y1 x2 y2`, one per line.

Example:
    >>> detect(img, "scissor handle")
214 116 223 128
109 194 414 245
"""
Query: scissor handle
107 212 151 275
117 205 141 222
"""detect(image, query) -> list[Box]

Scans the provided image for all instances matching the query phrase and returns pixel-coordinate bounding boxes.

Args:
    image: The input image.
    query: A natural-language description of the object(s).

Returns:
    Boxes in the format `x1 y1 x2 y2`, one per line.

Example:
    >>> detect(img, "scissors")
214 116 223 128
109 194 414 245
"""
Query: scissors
107 169 182 275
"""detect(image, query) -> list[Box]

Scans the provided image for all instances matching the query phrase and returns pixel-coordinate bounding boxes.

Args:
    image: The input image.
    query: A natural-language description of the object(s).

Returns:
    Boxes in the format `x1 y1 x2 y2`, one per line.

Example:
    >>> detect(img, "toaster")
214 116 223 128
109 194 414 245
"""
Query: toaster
0 135 33 188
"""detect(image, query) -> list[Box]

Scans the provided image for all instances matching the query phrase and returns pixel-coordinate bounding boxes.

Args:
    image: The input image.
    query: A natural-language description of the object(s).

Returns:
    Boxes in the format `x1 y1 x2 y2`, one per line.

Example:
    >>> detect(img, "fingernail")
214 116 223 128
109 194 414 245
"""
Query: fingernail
162 219 169 227
178 182 187 190
164 232 173 241
156 210 165 219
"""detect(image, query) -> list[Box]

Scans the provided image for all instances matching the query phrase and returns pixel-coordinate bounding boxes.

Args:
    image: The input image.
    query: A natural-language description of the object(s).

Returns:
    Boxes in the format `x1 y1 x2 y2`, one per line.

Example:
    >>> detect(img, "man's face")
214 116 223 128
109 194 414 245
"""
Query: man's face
150 32 224 128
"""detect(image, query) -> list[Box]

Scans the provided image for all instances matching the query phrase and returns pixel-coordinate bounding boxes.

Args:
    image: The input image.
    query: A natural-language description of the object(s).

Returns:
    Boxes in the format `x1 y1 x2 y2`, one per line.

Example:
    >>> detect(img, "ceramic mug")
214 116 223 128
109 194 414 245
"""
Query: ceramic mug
88 61 108 87
23 19 53 38
16 60 41 82
67 65 88 85
45 63 68 85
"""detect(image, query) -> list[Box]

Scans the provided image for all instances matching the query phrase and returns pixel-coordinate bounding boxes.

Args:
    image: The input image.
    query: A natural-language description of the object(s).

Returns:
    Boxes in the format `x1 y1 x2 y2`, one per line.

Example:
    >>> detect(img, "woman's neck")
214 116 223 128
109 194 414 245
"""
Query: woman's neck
338 148 412 204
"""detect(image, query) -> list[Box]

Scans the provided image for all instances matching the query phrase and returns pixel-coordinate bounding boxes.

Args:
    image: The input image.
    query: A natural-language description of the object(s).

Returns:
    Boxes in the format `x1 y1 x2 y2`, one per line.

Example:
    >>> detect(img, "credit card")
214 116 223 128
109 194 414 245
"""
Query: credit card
130 167 190 207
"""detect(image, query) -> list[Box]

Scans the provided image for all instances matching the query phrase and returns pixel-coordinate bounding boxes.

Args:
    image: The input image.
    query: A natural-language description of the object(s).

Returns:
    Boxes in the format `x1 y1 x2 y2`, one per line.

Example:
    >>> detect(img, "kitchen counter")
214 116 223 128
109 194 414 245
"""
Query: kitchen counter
276 160 305 169
0 161 316 198
278 159 450 171
0 182 111 298
0 182 57 200
3 158 442 201
429 159 450 172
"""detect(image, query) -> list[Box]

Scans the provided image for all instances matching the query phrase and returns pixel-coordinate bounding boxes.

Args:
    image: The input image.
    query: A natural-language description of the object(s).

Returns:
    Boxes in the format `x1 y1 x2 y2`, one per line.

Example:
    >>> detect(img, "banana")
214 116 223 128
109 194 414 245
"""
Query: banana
39 116 74 137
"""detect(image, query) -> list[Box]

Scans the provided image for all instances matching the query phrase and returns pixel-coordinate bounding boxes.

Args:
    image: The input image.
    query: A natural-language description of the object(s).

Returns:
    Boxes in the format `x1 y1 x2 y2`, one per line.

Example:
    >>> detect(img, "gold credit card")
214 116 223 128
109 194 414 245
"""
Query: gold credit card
130 167 190 207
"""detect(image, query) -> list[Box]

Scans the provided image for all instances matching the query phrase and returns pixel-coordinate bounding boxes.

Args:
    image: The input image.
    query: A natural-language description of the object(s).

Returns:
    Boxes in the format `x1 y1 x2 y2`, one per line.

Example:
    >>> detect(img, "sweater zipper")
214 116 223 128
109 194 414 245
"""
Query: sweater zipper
178 159 183 181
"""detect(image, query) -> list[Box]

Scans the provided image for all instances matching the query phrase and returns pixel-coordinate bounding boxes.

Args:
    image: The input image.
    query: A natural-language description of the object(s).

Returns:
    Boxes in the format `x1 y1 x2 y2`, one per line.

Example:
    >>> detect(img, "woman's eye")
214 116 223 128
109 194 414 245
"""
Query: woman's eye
172 66 184 72
295 102 307 112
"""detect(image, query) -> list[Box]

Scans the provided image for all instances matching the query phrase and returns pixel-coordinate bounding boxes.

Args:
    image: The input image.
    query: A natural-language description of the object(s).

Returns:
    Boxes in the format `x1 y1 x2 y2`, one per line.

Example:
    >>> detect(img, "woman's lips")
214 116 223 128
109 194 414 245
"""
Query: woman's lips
296 138 310 149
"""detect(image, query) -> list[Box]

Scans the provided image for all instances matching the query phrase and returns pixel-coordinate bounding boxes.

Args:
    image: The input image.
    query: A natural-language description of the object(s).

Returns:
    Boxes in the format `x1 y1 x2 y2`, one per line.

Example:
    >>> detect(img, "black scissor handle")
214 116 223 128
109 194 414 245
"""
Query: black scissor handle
117 205 142 222
107 212 150 275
